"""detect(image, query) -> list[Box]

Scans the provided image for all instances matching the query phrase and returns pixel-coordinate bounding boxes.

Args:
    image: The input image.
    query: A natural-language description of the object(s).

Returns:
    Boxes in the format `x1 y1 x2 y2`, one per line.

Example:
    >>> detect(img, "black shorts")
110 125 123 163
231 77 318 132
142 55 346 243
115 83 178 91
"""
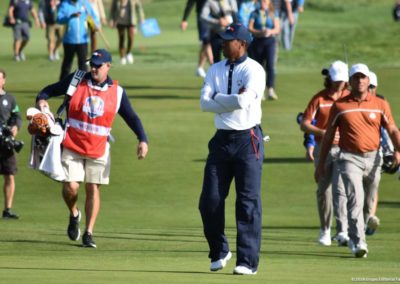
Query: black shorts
0 152 17 175
116 24 135 29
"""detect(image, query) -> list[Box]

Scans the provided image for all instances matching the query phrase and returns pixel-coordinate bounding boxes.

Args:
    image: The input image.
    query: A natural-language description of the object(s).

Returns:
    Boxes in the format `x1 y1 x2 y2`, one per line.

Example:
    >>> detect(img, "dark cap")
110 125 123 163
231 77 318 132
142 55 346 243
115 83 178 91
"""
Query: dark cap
218 24 252 44
88 49 112 65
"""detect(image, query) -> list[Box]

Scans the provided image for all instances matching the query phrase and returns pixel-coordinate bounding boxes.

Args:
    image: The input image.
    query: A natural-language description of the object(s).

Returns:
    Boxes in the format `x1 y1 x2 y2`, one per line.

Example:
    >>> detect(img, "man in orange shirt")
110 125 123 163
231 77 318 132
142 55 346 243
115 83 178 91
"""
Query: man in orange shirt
301 60 350 247
316 63 400 258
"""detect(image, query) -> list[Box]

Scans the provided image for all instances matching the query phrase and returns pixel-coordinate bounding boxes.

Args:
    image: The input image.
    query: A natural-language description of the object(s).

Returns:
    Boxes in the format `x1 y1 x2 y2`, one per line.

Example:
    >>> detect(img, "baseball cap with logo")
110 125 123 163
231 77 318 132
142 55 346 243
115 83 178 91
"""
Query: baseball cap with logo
218 24 253 43
369 71 378 87
349 63 370 78
328 60 349 82
88 49 112 65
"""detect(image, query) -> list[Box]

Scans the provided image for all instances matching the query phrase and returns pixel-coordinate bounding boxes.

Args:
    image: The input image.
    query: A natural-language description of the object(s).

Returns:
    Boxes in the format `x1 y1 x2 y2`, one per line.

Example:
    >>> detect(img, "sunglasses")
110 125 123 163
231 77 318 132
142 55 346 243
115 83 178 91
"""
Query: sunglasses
90 62 104 69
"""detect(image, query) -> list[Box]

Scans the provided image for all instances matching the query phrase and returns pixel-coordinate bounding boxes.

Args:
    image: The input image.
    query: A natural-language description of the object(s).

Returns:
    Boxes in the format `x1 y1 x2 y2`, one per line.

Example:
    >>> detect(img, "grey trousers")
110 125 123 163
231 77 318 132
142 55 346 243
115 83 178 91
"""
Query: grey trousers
314 144 347 234
336 150 382 247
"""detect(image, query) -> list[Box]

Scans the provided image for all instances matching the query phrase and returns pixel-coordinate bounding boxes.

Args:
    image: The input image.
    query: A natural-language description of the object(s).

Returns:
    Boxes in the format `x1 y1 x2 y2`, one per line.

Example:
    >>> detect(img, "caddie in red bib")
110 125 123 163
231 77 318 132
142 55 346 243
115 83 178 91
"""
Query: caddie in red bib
63 79 119 158
36 49 149 248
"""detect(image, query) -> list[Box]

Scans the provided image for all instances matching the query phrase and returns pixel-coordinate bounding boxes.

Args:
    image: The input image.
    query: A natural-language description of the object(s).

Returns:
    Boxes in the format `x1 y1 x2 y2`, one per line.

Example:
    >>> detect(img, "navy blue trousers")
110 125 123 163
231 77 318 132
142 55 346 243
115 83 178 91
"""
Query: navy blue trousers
60 43 88 80
199 126 264 271
249 37 276 89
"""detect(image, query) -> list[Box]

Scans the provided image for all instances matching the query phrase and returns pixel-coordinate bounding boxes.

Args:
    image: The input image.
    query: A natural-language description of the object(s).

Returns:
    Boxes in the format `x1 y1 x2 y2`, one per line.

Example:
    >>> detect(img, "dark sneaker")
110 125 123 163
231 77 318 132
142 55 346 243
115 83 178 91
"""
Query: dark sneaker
82 231 97 248
366 216 380 236
67 210 81 241
2 209 19 219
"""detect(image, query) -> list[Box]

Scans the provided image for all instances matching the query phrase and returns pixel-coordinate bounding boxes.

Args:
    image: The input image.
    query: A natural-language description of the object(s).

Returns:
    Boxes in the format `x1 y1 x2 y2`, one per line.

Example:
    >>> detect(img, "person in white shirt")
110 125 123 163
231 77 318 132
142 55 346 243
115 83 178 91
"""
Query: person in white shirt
199 23 265 275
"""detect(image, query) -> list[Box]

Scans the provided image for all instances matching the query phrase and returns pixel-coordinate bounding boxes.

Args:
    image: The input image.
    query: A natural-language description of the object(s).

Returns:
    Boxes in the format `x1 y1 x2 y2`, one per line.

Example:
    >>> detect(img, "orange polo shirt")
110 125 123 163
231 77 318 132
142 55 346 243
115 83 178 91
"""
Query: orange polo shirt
303 89 350 144
327 92 396 154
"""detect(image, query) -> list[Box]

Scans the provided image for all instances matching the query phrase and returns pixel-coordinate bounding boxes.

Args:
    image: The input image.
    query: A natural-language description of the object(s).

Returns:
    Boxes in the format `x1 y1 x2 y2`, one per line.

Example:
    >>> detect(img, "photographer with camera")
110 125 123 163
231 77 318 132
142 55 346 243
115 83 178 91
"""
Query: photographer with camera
0 69 22 220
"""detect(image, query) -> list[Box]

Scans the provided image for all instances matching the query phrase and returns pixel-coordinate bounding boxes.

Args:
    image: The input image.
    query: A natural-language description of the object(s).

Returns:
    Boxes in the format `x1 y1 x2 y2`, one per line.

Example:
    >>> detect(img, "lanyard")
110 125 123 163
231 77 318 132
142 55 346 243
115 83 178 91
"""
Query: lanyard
260 10 268 28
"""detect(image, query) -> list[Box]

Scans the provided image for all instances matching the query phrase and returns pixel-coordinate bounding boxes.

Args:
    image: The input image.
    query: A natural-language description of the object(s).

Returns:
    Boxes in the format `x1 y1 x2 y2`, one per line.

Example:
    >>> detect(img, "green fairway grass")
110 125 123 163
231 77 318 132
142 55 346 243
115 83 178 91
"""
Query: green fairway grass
1 0 400 283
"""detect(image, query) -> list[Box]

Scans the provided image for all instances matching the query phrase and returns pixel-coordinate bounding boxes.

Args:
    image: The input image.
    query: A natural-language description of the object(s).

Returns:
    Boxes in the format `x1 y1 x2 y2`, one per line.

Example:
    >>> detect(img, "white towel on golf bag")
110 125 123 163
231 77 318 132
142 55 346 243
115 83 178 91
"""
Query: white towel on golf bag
27 107 66 182
38 132 66 182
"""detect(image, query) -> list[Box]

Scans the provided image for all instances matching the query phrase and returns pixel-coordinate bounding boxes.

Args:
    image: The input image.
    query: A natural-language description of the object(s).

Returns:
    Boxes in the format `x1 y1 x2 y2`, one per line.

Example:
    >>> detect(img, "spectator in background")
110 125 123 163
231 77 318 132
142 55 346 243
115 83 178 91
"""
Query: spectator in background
280 0 304 50
200 0 238 63
88 0 107 53
0 69 22 220
180 0 213 78
271 0 282 63
237 0 259 28
39 0 63 61
110 0 145 65
7 0 40 62
57 0 100 80
248 0 280 100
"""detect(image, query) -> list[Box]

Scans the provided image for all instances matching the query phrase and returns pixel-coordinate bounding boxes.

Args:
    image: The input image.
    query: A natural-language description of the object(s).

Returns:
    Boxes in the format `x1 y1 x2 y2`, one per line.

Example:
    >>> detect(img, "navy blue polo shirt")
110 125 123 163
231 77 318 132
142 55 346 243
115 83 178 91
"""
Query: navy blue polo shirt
10 0 33 23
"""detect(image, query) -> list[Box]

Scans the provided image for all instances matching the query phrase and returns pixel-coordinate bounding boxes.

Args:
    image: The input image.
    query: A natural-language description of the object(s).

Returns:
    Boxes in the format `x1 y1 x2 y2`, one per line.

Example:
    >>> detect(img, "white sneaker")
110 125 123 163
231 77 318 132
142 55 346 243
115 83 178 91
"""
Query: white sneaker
318 229 331 246
210 251 232 271
126 53 134 64
19 52 26 61
267 88 278 100
196 67 206 78
14 55 21 62
354 244 368 258
233 265 257 275
121 57 127 65
336 232 349 247
54 51 60 60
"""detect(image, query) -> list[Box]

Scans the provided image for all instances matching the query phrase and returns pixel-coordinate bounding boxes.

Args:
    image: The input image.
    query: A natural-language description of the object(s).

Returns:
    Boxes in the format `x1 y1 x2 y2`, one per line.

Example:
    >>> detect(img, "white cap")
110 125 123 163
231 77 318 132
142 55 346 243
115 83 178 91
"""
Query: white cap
328 60 349 82
349 63 370 78
369 71 378 87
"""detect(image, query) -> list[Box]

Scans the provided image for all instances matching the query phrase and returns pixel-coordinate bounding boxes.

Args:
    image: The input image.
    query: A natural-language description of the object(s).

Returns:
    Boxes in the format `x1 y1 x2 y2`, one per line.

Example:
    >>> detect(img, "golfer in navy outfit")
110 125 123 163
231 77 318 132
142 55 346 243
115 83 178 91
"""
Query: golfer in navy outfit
199 23 266 275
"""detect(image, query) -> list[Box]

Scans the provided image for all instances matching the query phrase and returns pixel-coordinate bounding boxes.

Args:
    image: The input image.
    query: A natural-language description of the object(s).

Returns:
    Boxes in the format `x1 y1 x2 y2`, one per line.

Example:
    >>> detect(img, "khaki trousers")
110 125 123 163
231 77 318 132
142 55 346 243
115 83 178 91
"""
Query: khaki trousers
337 150 382 247
314 145 347 234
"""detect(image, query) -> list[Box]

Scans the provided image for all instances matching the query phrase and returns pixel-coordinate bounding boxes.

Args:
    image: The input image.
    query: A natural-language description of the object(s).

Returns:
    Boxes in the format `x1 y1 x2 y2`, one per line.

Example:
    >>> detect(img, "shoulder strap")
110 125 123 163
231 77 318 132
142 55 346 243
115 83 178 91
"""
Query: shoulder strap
56 70 86 118
66 69 86 97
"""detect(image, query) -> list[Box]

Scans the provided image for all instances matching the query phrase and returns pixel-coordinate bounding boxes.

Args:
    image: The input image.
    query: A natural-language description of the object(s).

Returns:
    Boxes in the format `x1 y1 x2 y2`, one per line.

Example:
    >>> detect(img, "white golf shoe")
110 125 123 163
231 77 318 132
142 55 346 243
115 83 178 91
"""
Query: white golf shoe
318 229 332 246
233 265 257 275
354 244 368 258
336 232 349 247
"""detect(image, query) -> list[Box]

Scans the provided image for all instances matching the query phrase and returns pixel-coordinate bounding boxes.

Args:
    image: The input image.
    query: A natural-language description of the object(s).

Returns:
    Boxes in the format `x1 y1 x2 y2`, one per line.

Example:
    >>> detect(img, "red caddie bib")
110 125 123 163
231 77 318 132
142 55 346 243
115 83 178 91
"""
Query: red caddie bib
63 79 119 158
